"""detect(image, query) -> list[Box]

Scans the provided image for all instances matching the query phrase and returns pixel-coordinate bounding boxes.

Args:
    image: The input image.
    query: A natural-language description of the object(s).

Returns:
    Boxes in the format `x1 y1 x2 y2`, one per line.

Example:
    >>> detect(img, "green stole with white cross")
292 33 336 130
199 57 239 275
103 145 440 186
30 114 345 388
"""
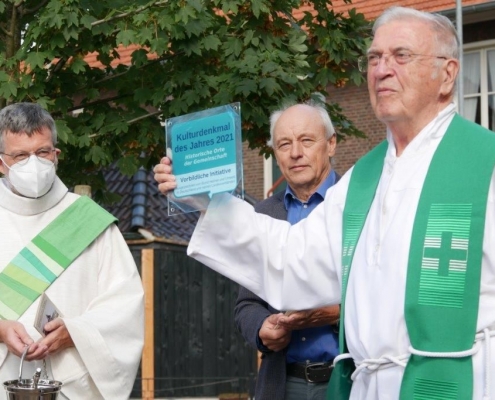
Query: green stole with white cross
0 196 116 320
327 114 495 399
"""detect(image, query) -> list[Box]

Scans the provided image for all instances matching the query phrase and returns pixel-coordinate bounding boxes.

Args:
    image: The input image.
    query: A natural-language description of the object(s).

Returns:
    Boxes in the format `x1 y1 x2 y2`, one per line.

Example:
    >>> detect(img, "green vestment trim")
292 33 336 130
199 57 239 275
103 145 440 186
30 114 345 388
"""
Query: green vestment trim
400 116 495 399
326 141 387 400
0 196 117 320
327 114 495 399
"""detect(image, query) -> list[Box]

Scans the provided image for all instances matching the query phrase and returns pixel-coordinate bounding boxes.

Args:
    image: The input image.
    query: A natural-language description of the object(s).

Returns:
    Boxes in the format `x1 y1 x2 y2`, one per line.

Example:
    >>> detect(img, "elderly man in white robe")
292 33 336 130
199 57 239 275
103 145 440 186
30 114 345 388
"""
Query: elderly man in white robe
155 6 495 400
0 103 144 399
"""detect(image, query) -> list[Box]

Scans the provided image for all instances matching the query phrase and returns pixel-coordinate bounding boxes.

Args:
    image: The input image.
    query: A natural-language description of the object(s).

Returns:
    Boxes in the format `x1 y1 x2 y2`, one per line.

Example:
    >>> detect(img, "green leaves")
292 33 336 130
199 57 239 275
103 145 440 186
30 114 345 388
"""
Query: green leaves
288 34 308 54
251 0 271 18
117 30 137 46
202 35 221 51
25 52 50 69
0 0 370 198
0 79 17 98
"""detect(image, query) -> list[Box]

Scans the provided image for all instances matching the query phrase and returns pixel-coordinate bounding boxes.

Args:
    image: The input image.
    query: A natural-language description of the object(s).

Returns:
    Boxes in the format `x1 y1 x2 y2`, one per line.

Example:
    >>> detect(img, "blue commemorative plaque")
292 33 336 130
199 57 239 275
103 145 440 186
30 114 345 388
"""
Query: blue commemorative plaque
165 103 243 215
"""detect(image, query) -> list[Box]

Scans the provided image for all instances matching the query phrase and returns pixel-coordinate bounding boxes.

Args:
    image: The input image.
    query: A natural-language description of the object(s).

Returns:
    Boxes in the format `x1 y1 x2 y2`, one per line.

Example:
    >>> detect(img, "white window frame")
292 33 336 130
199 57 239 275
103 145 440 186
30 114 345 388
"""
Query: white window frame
463 39 495 129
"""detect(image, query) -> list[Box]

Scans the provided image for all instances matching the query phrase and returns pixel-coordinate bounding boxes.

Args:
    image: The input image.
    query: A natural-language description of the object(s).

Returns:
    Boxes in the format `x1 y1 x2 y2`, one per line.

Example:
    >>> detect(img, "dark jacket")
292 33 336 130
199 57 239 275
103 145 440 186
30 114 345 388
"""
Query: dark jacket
234 174 340 400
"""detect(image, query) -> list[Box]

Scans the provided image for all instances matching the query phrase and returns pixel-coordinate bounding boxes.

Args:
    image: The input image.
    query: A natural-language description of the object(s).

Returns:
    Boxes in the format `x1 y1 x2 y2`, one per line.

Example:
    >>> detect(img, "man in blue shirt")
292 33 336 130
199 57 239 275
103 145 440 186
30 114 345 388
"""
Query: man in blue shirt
234 101 340 400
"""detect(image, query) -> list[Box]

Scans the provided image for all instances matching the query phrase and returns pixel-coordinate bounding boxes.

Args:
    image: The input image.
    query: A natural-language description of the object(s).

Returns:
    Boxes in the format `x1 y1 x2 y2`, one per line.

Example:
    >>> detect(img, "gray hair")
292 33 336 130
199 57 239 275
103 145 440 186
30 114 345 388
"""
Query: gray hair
373 6 459 59
0 103 57 152
267 100 335 148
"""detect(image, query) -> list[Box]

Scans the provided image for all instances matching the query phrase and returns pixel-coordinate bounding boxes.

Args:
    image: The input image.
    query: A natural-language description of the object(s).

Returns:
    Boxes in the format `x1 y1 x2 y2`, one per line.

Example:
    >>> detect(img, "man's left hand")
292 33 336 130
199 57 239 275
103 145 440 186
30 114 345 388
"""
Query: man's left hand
276 305 340 330
37 318 74 356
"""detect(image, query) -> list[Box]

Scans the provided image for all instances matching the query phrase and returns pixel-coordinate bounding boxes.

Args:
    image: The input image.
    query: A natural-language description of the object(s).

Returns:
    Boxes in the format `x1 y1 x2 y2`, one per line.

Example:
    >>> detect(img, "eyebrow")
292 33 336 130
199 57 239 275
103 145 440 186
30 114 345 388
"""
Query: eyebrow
367 46 412 55
8 146 52 154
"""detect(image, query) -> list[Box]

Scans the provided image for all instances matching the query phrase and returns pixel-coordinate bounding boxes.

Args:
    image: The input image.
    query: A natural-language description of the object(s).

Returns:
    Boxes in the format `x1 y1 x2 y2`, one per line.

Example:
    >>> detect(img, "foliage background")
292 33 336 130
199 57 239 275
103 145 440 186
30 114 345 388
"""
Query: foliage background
0 0 370 199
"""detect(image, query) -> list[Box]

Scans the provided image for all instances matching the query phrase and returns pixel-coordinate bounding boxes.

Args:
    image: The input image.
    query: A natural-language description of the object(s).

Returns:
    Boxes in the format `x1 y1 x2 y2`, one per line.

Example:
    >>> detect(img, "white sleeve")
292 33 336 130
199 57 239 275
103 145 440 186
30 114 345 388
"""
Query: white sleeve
188 185 345 311
51 225 144 399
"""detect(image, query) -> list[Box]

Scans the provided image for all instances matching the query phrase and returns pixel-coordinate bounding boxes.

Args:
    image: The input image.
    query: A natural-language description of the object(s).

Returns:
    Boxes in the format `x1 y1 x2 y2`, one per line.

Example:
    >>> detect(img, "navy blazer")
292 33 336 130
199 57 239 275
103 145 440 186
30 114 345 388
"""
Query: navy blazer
234 174 340 400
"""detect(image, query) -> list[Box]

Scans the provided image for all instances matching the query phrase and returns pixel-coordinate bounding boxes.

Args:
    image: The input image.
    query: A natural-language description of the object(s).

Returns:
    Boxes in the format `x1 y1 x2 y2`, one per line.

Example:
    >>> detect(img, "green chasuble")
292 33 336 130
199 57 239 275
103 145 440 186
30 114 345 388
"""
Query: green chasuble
327 115 495 399
0 196 117 320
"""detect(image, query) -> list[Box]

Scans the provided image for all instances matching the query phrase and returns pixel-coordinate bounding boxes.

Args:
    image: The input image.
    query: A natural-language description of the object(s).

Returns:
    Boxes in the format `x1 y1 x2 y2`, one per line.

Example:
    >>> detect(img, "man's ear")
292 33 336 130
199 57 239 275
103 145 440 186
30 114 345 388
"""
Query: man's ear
327 135 337 158
440 58 460 98
0 158 6 176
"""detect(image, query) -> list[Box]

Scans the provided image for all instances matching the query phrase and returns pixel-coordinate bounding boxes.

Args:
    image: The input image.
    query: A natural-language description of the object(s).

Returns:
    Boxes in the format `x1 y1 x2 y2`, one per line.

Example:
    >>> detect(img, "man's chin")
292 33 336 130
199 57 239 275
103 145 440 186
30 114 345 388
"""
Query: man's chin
375 109 401 123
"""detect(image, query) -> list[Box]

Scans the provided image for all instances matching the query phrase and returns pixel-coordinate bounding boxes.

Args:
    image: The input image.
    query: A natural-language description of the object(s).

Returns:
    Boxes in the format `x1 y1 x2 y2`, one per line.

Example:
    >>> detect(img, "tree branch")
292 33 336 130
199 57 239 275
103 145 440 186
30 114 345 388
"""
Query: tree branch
22 0 50 16
92 52 178 85
87 110 163 138
66 92 133 114
91 0 169 27
52 57 67 73
126 109 162 124
55 51 180 97
0 25 12 37
5 1 21 57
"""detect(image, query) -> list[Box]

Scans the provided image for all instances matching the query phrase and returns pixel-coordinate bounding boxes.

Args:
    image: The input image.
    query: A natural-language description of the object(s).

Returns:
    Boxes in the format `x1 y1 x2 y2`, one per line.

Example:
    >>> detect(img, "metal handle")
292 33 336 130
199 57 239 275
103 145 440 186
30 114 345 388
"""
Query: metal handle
32 368 41 389
18 345 29 382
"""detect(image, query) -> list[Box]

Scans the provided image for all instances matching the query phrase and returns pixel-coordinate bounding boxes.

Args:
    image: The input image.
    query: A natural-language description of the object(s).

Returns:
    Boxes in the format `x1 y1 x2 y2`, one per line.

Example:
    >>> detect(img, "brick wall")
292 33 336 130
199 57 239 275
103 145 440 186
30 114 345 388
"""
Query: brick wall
242 141 265 201
328 84 386 176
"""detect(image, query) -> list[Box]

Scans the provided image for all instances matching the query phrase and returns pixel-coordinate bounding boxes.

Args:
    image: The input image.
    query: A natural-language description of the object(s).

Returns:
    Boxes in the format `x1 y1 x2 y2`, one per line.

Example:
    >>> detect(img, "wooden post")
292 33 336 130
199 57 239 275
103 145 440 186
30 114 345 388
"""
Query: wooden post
141 249 154 400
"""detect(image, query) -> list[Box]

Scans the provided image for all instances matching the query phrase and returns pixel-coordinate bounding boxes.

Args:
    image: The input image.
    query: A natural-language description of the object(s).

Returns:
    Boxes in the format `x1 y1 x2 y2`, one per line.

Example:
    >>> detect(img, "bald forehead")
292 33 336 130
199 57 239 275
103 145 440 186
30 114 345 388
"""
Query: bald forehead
275 105 323 129
371 19 435 53
273 105 328 149
281 104 320 118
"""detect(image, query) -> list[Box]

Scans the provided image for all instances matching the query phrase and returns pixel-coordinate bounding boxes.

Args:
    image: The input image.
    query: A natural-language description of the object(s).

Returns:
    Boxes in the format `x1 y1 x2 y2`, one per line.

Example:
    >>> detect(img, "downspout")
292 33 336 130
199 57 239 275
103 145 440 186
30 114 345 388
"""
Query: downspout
131 167 147 230
456 0 464 117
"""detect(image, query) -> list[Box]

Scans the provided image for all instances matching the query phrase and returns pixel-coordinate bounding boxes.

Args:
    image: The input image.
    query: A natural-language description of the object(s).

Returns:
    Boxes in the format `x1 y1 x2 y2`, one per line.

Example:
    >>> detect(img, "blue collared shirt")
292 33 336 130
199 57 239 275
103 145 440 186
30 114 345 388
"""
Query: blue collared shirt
284 170 339 363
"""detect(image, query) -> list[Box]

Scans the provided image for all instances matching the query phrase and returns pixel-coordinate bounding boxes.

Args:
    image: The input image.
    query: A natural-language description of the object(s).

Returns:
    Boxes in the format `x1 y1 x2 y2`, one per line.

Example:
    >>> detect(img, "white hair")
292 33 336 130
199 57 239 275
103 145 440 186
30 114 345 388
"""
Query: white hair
373 6 459 59
267 100 335 148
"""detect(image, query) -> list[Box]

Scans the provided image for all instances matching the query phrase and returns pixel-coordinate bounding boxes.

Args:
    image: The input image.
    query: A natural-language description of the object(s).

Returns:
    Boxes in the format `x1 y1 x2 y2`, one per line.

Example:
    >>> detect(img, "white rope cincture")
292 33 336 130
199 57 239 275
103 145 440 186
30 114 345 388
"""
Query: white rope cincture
331 352 353 368
408 328 495 400
334 328 495 396
408 341 481 358
332 352 409 381
483 328 491 400
350 353 409 381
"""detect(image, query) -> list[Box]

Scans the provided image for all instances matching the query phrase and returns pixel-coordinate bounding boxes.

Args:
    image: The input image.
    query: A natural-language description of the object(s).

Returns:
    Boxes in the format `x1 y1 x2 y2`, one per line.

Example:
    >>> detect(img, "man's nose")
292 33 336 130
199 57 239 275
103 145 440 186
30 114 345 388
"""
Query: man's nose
373 54 393 71
372 54 394 76
290 141 303 158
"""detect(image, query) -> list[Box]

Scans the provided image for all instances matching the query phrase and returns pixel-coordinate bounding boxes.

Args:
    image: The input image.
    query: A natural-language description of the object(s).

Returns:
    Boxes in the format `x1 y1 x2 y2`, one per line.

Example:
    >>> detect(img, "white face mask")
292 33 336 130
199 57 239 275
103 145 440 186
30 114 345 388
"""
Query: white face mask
3 155 56 198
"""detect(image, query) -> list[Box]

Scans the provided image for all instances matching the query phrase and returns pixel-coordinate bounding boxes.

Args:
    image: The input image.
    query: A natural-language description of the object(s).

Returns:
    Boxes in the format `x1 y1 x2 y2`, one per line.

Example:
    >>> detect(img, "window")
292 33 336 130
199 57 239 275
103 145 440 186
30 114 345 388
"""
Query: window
463 41 495 131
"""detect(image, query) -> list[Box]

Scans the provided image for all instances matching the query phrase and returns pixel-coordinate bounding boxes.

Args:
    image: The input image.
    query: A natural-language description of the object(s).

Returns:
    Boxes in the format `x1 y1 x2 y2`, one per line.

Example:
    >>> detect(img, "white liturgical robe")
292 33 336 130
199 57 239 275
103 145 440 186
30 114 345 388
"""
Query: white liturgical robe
0 177 144 399
188 104 495 399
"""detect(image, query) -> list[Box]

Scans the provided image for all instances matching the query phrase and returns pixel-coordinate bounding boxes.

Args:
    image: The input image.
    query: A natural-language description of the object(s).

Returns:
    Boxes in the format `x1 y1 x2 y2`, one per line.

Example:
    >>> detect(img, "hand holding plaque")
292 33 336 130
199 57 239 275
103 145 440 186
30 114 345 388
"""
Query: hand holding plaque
164 103 244 215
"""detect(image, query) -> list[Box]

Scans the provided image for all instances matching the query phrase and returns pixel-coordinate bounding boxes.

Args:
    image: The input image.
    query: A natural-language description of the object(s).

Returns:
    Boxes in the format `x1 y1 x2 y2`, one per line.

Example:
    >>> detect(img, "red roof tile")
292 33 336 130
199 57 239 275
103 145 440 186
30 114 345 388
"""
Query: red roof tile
294 0 490 20
84 44 154 68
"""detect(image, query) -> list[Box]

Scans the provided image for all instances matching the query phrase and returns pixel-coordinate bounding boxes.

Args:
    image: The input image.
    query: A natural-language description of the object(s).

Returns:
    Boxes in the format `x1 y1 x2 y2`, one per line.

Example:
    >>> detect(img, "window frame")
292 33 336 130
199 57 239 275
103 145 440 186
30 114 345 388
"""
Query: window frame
463 39 495 130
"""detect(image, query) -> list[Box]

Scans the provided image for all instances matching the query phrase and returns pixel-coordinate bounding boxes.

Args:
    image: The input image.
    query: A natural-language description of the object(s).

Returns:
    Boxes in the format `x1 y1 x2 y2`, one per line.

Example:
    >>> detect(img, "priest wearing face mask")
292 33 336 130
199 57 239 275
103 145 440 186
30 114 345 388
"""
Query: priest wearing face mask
0 103 144 399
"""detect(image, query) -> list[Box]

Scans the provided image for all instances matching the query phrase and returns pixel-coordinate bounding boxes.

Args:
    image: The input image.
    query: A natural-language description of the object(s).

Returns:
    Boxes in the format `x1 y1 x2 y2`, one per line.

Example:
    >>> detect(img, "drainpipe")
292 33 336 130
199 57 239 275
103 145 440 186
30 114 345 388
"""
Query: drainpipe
456 0 464 117
131 168 147 230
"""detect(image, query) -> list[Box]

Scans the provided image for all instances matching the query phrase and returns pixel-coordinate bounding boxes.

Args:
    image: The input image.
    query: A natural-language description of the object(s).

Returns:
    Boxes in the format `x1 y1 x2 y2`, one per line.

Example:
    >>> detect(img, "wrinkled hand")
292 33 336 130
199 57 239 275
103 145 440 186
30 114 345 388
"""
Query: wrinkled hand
34 318 74 359
154 156 176 195
0 320 46 359
276 306 340 330
258 313 291 352
153 156 210 210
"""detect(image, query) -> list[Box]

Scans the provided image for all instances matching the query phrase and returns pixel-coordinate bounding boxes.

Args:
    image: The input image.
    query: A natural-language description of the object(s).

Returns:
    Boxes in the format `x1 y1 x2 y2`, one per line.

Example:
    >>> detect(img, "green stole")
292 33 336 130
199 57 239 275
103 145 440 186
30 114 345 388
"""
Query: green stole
0 196 116 320
327 114 495 399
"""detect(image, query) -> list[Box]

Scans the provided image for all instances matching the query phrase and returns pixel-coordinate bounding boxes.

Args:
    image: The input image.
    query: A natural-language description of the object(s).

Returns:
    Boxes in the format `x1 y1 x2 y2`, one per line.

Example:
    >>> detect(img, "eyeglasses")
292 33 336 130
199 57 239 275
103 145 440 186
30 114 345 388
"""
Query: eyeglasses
358 51 447 72
0 148 56 165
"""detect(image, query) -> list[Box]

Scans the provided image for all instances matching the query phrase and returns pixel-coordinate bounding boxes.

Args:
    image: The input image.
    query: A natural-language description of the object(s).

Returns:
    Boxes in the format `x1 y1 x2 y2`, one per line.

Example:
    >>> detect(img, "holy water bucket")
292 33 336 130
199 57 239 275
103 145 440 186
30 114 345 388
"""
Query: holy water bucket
3 346 62 400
